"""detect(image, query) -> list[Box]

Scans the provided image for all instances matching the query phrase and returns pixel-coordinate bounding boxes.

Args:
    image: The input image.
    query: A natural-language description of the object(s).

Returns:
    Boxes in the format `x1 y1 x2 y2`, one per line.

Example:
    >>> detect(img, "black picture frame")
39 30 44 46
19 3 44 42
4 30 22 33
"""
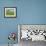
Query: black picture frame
4 7 17 18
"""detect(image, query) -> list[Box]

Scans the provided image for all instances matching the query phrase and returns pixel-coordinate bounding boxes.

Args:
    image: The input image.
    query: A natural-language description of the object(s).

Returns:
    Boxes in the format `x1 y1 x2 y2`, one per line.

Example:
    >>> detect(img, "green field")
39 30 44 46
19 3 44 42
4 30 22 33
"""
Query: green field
6 9 14 15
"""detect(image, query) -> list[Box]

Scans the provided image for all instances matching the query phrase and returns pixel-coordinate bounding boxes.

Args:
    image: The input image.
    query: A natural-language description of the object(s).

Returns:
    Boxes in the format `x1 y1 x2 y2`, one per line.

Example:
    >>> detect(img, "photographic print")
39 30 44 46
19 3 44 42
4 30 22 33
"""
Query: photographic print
4 7 17 18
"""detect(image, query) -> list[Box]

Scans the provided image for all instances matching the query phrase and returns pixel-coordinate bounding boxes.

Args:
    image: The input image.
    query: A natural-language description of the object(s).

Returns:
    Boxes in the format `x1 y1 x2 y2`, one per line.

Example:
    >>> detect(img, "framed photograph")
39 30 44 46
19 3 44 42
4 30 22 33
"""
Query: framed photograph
4 7 17 18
